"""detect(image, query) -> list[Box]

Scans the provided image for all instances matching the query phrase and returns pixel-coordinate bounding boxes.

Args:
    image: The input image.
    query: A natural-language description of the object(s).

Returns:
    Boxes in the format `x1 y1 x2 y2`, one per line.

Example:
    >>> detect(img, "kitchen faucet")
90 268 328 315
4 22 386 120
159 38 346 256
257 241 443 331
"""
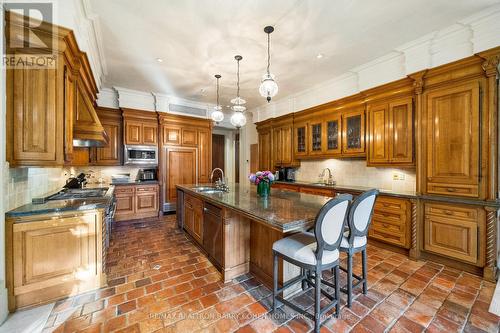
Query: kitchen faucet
320 168 335 185
210 168 229 191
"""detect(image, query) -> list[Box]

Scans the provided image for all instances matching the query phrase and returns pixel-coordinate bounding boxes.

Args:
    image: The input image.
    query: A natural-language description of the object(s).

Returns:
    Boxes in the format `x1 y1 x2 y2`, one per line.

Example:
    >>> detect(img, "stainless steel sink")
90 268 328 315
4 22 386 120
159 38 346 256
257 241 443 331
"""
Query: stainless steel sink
193 186 216 191
199 189 225 194
311 182 336 186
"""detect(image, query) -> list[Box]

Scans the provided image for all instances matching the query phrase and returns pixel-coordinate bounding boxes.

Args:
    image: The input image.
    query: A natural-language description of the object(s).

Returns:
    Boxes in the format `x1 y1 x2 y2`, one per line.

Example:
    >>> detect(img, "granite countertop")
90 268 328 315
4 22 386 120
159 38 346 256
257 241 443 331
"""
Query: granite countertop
110 180 159 186
274 180 417 198
6 184 115 219
177 183 330 232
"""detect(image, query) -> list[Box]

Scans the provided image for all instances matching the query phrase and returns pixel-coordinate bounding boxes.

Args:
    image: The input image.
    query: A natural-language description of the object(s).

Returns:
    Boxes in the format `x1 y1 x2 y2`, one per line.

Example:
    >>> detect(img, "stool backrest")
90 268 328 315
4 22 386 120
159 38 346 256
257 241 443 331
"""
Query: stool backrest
314 194 352 261
346 189 379 245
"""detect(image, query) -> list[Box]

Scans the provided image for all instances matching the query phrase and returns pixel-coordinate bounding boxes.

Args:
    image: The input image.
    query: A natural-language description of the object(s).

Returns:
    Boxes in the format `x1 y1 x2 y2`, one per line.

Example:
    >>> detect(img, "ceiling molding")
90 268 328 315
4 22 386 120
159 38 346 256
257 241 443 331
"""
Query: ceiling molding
96 88 119 109
114 86 156 112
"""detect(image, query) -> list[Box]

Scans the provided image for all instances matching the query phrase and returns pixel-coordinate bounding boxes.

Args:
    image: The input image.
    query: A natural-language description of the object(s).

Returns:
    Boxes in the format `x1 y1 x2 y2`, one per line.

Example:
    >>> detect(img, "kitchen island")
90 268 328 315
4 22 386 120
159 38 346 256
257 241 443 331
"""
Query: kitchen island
176 184 332 287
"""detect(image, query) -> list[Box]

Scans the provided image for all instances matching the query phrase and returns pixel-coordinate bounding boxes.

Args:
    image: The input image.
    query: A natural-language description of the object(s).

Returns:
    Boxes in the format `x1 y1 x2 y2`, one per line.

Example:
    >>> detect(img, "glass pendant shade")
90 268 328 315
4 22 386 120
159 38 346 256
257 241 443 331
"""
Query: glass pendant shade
211 105 224 123
231 104 246 112
230 111 246 128
259 73 278 102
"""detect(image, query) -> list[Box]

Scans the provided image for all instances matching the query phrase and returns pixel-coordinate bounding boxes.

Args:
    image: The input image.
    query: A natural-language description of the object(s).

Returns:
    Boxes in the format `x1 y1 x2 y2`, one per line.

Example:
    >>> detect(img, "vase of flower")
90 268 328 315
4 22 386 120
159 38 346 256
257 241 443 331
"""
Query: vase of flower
249 171 274 198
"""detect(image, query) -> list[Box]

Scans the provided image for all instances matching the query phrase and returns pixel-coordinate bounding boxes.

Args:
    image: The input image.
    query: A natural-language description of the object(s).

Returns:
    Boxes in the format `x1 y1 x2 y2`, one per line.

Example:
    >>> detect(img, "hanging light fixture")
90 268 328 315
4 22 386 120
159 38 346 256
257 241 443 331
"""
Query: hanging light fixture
211 74 224 124
230 55 247 128
259 26 278 103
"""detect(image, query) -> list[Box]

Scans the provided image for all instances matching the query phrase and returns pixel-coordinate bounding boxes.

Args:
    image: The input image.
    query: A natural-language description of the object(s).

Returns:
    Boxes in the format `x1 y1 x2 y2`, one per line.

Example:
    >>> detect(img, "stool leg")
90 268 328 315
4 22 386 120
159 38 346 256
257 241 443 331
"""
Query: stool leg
335 265 340 318
347 252 353 307
362 249 368 294
314 268 321 333
273 253 278 312
301 268 307 290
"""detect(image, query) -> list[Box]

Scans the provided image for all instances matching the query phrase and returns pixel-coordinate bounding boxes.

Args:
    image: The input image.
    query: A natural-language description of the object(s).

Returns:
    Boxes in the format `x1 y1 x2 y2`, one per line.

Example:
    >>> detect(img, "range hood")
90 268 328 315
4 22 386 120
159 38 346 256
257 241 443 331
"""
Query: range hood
72 84 109 147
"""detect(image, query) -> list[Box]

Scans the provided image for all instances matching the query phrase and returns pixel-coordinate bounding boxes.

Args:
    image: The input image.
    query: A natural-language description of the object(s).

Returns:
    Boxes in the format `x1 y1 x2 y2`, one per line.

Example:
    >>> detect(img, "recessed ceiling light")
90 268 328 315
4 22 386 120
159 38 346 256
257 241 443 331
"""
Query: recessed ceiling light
156 58 163 63
316 53 324 59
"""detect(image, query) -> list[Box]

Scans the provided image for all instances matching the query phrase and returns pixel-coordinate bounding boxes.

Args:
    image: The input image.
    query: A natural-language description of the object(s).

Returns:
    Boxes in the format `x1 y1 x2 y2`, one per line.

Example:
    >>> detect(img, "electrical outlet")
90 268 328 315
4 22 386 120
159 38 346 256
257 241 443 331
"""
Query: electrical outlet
392 172 405 181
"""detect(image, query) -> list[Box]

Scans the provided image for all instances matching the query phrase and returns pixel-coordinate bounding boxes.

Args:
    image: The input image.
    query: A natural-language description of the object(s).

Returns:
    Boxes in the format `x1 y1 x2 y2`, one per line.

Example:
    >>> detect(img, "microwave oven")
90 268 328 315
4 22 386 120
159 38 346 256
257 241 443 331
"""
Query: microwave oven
124 145 158 166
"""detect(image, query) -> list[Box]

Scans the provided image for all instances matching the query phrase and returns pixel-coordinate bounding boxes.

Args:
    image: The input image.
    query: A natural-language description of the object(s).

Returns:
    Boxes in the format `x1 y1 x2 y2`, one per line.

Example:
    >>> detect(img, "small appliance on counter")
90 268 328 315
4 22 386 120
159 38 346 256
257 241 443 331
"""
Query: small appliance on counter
278 167 296 182
111 173 131 184
137 168 157 182
63 173 87 189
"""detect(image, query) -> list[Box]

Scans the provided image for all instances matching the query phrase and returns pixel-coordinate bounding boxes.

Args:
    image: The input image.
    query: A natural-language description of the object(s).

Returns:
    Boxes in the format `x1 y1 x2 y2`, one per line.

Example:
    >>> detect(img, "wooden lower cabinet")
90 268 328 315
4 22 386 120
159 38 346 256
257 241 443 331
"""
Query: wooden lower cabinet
184 194 203 244
6 210 106 310
299 186 335 196
114 184 159 222
368 196 411 249
423 202 485 266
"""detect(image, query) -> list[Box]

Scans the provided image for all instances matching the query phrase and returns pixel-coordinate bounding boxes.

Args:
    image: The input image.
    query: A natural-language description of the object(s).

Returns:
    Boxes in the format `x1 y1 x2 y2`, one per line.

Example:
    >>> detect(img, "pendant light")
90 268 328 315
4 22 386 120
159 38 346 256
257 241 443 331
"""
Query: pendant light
259 26 278 103
230 55 247 128
211 74 224 124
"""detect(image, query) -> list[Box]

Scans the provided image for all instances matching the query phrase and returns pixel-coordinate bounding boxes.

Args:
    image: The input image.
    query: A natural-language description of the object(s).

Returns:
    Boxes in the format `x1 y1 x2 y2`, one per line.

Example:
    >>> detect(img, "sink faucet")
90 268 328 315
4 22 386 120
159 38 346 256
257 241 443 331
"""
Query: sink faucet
210 168 229 191
320 168 335 185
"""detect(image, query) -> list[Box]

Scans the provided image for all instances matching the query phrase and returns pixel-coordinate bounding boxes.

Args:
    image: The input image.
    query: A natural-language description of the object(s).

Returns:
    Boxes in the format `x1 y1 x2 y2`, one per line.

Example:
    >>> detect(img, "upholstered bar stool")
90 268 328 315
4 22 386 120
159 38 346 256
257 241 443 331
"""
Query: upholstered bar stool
339 189 379 307
272 194 352 333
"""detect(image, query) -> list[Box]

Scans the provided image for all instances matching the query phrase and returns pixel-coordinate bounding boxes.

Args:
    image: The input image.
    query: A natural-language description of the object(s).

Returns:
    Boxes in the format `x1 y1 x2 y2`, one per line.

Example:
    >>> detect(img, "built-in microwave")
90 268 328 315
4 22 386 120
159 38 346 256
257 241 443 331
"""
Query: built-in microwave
124 145 158 166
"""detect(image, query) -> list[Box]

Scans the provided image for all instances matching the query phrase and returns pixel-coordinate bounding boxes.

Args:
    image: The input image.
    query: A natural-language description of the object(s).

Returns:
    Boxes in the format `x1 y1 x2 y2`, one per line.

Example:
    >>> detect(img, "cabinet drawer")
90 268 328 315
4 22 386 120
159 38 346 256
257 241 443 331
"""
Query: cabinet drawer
274 184 300 192
114 186 135 195
369 227 407 248
425 203 477 221
427 183 478 198
372 211 404 226
185 194 202 208
374 196 407 213
136 185 158 193
299 187 335 196
372 214 405 231
372 219 405 234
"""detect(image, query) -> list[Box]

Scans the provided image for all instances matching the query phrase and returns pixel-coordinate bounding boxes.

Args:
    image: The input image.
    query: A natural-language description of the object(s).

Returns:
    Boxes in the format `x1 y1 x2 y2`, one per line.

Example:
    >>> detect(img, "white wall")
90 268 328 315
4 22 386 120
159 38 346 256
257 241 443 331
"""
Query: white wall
239 114 258 184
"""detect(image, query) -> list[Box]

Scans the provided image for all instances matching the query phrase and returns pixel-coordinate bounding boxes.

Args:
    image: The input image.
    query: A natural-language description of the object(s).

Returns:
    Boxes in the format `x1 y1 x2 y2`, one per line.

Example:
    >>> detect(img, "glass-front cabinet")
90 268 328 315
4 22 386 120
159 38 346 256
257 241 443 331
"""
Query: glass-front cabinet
324 114 341 155
309 122 323 155
294 122 308 157
342 108 365 156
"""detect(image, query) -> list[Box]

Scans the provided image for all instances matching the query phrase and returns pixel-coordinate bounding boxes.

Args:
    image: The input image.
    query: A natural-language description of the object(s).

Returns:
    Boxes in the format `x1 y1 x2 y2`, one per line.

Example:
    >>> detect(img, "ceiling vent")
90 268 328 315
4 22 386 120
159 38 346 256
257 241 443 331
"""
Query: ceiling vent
169 104 207 117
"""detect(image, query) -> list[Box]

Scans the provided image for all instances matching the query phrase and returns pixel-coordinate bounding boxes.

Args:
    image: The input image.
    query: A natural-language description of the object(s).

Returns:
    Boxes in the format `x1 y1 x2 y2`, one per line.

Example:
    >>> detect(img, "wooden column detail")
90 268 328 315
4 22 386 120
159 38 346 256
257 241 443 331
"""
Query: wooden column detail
409 199 419 259
484 207 498 281
409 70 427 195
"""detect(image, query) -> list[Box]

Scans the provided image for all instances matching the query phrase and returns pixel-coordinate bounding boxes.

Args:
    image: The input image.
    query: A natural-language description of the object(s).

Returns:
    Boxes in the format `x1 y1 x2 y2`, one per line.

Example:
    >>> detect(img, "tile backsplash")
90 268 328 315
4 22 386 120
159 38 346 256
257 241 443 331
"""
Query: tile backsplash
295 159 416 193
69 166 142 185
3 163 68 211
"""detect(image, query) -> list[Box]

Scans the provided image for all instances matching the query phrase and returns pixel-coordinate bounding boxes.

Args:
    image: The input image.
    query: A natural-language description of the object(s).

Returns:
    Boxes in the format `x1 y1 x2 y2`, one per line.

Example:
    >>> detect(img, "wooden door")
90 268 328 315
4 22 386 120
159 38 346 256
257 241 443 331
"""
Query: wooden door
342 108 365 156
367 103 389 164
294 122 308 158
163 126 181 145
165 147 197 205
95 122 121 165
142 123 157 145
212 134 225 172
308 121 323 156
125 120 142 145
136 186 159 214
258 130 272 171
389 98 413 164
9 67 61 165
424 81 480 197
181 128 198 146
272 127 282 167
280 126 293 165
13 214 97 294
198 129 212 183
323 113 341 156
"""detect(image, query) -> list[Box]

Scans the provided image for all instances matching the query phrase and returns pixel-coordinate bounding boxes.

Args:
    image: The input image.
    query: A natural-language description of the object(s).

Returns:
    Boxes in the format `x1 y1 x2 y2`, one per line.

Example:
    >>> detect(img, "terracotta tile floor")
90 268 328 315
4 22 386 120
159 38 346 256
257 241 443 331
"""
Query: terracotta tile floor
42 215 500 333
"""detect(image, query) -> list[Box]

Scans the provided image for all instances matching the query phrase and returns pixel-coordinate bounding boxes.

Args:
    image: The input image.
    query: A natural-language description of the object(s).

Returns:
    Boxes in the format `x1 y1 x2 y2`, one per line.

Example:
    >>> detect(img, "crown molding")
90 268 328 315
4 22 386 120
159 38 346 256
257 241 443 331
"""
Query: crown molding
114 86 156 112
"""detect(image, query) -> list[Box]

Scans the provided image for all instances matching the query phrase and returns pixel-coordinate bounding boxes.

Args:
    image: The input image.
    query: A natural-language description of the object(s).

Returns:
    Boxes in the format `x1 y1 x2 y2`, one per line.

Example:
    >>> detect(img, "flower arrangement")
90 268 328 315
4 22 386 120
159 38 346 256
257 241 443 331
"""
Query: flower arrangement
249 171 274 197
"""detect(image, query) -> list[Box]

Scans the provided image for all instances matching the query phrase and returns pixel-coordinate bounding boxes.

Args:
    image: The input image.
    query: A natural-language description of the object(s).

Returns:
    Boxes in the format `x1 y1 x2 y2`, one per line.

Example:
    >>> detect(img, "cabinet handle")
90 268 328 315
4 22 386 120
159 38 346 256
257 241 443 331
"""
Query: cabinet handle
444 210 453 216
382 223 389 228
383 203 390 207
203 208 208 212
446 188 456 192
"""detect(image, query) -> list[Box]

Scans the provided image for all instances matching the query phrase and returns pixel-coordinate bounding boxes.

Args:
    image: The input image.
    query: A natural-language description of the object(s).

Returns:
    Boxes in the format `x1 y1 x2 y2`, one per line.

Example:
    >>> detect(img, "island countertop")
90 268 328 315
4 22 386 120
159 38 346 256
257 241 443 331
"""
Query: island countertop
176 183 332 232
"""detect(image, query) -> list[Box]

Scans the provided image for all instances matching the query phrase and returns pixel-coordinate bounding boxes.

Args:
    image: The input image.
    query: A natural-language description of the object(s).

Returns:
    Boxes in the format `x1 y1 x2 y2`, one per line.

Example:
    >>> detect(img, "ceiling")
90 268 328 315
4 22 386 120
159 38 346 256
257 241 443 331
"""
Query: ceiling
90 0 499 111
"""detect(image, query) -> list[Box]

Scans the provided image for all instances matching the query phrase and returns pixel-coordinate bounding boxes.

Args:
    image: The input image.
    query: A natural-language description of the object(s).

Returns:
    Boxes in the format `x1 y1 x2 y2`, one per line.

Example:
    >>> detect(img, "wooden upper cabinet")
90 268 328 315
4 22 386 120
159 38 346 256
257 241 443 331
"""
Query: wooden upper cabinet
342 108 365 156
308 121 323 156
424 81 480 198
125 120 142 145
94 107 122 166
367 97 413 166
122 109 158 146
270 120 296 168
323 113 342 156
258 127 272 171
163 126 181 145
280 125 293 165
181 128 198 146
198 129 212 183
294 122 308 158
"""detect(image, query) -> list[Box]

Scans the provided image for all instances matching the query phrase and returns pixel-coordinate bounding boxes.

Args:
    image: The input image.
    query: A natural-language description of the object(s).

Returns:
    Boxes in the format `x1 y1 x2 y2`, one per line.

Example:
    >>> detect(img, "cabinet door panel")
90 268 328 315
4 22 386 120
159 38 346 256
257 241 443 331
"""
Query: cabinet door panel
342 109 365 155
308 122 323 155
425 81 480 197
294 123 308 157
125 121 142 145
258 130 272 170
163 126 181 145
324 114 341 155
368 104 389 164
281 126 293 164
142 124 157 145
181 128 197 146
12 68 59 163
96 122 121 165
136 192 158 213
198 129 211 183
389 98 413 164
165 148 197 204
272 128 282 167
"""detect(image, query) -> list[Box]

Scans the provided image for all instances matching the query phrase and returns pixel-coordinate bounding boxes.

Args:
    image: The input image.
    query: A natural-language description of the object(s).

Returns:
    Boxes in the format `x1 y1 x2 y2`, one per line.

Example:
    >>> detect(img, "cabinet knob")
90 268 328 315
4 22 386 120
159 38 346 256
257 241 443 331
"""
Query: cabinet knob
446 188 456 192
203 208 208 212
444 210 453 215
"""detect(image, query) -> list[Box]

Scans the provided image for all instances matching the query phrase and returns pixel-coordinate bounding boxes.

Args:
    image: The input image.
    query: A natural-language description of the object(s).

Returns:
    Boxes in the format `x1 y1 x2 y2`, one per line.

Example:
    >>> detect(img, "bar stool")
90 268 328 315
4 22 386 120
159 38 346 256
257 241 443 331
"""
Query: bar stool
272 194 352 333
339 189 379 307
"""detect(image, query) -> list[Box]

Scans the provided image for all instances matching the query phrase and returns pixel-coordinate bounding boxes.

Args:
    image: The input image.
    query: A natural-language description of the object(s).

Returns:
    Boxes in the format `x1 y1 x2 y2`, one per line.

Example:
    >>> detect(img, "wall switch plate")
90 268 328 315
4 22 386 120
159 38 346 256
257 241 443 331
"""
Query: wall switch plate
393 172 405 181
